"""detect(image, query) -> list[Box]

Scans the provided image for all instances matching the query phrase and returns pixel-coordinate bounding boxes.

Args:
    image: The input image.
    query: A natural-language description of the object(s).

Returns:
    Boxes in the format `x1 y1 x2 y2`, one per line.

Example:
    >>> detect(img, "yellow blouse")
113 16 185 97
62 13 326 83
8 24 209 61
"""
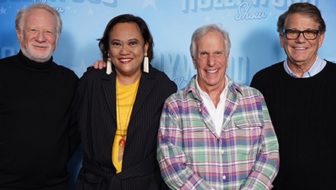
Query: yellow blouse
112 79 139 173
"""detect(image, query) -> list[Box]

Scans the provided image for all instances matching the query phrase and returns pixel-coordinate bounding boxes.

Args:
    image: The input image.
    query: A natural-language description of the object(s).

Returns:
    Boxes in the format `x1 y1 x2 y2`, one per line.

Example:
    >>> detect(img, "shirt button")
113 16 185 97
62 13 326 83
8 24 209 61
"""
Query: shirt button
222 175 226 180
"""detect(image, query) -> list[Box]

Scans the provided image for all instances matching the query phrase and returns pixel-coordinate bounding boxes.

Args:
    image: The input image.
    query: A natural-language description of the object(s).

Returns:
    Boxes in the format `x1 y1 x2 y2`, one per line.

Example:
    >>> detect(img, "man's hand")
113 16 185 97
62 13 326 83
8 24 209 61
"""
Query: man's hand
93 60 107 70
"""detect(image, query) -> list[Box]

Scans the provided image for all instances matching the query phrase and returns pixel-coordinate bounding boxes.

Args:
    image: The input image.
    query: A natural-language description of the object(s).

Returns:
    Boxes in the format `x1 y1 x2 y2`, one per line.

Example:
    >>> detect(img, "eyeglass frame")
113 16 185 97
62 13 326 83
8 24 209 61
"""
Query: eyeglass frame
282 29 320 40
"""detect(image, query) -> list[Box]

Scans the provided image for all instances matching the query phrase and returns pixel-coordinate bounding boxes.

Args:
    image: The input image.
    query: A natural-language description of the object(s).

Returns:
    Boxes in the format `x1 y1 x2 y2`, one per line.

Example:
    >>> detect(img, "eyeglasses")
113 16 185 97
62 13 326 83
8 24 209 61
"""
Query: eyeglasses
283 29 320 40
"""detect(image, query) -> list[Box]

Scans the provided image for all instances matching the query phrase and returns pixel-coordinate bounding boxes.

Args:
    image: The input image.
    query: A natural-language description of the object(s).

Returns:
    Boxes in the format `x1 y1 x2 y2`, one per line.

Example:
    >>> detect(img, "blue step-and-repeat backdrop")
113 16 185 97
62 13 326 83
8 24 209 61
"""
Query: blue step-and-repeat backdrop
1 0 336 88
1 0 335 188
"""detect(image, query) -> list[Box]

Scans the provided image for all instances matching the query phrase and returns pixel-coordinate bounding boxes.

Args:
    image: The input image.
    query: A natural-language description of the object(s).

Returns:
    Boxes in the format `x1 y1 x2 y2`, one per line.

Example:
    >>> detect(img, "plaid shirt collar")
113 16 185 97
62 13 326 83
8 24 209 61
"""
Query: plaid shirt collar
183 75 243 101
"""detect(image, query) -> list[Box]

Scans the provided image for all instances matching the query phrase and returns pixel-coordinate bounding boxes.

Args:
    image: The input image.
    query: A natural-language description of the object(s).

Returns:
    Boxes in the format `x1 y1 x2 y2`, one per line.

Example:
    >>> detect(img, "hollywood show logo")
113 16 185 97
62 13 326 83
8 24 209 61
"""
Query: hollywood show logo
181 0 319 14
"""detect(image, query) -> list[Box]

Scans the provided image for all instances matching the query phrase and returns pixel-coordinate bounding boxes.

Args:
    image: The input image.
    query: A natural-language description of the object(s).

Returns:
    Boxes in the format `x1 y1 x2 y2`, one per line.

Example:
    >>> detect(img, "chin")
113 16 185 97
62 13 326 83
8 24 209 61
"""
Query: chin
32 55 52 62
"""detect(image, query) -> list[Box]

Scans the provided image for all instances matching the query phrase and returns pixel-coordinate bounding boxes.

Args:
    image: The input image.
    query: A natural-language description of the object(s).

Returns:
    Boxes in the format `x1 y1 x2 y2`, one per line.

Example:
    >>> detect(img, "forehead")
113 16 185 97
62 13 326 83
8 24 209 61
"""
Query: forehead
196 31 225 50
109 22 143 40
24 8 57 28
284 13 320 29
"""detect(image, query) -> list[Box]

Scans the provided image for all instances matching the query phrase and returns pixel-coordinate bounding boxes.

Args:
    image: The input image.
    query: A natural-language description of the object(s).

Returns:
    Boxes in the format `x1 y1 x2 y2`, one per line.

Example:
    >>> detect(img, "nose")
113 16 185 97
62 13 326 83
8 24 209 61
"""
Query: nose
296 32 306 42
119 44 130 54
36 31 46 42
207 54 216 66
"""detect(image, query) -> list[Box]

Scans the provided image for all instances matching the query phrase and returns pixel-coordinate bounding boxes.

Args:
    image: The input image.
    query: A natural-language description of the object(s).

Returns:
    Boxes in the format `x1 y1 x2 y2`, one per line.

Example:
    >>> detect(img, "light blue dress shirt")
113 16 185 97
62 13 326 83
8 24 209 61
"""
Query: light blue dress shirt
283 56 326 78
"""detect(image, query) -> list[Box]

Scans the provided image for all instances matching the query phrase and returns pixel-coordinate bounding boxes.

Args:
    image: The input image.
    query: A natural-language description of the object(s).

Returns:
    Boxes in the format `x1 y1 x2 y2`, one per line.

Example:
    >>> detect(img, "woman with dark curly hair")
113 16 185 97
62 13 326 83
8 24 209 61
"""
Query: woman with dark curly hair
74 14 176 190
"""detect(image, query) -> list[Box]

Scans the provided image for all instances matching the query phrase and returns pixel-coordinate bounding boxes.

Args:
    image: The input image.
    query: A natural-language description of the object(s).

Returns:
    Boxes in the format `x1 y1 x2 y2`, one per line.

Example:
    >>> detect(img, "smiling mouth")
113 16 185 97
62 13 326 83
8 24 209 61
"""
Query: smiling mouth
206 69 218 73
119 58 132 63
33 45 49 49
294 47 307 50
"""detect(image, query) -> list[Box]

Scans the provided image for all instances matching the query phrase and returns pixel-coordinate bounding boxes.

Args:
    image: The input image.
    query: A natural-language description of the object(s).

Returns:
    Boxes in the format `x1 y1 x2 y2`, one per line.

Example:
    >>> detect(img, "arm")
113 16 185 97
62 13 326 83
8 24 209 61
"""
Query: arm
157 100 214 190
68 75 81 156
241 95 279 189
68 71 91 156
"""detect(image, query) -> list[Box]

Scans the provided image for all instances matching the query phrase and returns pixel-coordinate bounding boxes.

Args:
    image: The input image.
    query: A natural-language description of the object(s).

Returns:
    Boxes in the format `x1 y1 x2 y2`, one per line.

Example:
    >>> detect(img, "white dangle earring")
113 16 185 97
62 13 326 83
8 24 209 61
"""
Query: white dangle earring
143 54 149 73
106 57 112 75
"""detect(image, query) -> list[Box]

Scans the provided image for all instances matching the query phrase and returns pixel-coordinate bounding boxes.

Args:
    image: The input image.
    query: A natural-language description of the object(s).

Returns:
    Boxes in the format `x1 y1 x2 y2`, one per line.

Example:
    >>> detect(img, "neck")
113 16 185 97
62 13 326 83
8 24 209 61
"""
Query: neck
21 49 51 63
116 71 141 85
199 80 226 107
18 51 53 71
287 58 316 78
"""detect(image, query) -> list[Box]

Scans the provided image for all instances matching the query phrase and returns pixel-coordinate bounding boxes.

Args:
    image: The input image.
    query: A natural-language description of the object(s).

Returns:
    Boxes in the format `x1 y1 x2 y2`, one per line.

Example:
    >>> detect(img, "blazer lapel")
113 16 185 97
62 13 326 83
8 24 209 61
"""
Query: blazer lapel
125 73 155 144
102 73 117 122
122 73 155 168
131 73 155 118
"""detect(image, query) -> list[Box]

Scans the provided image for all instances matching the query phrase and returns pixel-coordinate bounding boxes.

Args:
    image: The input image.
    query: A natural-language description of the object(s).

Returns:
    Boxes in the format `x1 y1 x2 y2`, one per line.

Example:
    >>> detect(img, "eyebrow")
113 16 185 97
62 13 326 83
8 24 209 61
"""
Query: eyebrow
111 38 140 41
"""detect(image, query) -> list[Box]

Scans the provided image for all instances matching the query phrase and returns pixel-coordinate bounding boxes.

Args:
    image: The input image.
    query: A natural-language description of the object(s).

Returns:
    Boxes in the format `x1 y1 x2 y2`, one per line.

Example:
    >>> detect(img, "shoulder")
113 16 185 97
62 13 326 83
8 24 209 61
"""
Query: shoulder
0 54 16 63
54 64 78 80
232 82 263 99
166 89 185 101
75 67 110 97
0 54 18 70
150 67 174 82
325 61 336 70
0 55 22 81
149 67 177 92
231 83 267 112
250 62 283 88
80 66 108 81
253 62 283 79
164 77 197 104
162 90 187 116
163 87 194 112
321 61 336 80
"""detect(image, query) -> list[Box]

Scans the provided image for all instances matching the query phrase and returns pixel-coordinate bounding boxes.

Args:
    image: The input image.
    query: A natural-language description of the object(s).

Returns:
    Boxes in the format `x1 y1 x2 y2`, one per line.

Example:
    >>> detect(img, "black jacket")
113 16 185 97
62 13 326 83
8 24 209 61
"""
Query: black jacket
75 66 177 190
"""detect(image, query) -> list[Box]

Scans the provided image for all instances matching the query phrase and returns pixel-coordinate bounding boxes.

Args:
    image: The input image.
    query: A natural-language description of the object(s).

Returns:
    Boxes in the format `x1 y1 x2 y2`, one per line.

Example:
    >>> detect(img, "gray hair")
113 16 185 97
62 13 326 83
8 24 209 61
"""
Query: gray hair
190 24 231 59
15 3 62 37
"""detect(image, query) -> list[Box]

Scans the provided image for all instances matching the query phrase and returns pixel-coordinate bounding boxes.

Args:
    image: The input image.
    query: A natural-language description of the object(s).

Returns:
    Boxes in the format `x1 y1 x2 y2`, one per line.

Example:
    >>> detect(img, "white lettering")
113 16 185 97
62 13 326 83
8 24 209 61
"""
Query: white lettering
235 1 267 21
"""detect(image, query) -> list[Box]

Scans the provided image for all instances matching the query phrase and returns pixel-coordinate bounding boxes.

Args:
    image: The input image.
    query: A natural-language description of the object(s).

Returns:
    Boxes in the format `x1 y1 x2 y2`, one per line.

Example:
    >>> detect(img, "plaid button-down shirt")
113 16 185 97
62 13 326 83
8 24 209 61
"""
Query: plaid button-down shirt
157 77 279 190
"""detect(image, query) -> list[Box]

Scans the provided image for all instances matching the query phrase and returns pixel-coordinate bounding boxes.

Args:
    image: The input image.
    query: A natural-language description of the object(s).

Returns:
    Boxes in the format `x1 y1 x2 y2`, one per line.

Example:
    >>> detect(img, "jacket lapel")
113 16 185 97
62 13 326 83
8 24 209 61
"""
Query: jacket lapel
122 73 155 167
102 73 117 122
131 73 155 119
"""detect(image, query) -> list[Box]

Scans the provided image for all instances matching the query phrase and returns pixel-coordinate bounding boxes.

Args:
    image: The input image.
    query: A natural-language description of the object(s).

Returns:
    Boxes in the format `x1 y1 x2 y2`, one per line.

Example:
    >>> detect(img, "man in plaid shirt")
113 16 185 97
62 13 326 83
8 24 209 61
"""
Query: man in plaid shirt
157 24 279 190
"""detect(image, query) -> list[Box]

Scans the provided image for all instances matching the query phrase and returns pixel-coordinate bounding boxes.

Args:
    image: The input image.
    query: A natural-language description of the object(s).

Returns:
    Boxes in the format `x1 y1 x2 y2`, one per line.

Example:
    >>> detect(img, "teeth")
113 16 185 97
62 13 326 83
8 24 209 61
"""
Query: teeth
207 69 217 73
120 58 131 62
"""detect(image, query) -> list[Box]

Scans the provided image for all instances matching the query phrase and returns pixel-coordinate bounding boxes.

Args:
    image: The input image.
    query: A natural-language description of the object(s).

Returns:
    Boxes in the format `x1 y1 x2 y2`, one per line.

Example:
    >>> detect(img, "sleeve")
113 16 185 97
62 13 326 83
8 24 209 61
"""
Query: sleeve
68 74 81 156
240 93 280 189
157 99 214 190
68 71 90 156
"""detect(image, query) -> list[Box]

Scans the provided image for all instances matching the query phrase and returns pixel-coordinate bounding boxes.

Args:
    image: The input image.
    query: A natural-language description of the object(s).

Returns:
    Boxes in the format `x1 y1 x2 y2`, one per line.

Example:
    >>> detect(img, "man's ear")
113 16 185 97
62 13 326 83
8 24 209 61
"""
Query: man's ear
279 34 285 48
318 32 325 48
16 29 23 43
192 57 197 69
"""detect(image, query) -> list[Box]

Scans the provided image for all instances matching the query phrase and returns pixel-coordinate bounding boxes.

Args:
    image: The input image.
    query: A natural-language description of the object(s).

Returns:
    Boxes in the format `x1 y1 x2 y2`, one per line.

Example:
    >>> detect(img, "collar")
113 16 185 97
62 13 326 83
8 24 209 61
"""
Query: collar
184 75 242 101
195 75 228 104
18 50 53 71
283 56 326 78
